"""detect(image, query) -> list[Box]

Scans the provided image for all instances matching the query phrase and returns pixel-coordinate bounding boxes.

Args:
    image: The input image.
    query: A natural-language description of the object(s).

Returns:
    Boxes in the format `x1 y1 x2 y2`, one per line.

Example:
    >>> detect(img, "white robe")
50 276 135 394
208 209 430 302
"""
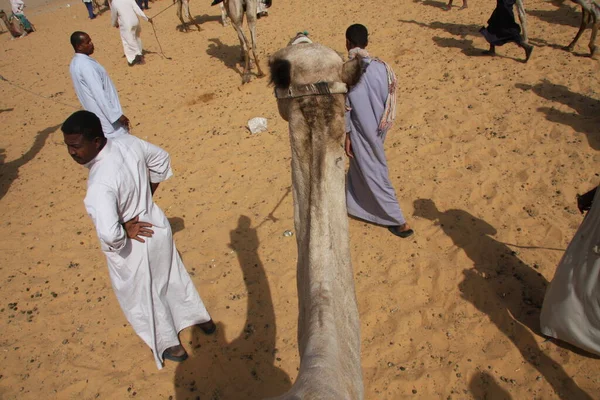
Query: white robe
84 135 211 369
10 0 25 14
110 0 147 63
70 53 129 138
540 187 600 355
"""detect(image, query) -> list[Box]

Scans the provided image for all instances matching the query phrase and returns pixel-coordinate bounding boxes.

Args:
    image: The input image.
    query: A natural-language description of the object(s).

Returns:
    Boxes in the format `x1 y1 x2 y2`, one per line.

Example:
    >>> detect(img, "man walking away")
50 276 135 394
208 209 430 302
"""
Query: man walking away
344 24 414 239
110 0 151 66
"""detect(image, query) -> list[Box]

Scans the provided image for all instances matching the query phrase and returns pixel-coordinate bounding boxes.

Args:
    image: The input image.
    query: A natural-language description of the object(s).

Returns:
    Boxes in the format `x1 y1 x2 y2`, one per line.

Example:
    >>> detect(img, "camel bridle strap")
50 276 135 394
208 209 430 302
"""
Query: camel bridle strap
274 81 347 99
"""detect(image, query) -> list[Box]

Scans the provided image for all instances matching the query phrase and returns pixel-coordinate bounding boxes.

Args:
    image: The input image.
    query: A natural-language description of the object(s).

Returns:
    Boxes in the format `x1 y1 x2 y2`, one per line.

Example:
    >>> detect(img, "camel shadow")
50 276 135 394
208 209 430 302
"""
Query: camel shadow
168 217 185 236
469 372 512 400
174 215 291 399
418 0 449 10
0 123 59 201
0 108 14 113
192 14 223 25
206 37 243 77
398 19 482 38
527 3 581 28
515 79 600 150
413 199 593 400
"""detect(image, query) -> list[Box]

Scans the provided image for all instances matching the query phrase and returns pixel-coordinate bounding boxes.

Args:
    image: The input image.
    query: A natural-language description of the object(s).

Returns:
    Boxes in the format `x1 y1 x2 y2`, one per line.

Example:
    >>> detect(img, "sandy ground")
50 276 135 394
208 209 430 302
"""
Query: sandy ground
1 0 599 398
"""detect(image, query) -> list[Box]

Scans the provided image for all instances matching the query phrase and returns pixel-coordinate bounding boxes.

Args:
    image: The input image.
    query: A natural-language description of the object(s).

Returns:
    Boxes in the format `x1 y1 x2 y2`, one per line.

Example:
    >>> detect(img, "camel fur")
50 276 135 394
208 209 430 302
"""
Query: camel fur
268 42 365 400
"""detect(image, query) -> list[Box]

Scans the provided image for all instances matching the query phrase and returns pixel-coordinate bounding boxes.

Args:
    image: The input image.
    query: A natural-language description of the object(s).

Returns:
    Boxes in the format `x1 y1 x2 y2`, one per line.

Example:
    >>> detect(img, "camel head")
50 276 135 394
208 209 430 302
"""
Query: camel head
269 42 363 122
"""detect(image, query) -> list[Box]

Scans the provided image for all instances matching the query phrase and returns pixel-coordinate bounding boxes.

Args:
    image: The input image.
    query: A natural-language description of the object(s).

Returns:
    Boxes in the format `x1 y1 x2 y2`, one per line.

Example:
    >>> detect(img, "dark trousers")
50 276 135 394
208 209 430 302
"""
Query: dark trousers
136 0 148 9
84 1 95 18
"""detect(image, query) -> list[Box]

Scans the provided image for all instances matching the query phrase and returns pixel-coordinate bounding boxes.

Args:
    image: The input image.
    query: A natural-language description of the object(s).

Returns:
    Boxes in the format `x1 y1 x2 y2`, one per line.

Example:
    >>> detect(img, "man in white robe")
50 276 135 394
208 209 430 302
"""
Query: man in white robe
69 32 130 138
62 110 215 368
110 0 149 66
540 185 600 355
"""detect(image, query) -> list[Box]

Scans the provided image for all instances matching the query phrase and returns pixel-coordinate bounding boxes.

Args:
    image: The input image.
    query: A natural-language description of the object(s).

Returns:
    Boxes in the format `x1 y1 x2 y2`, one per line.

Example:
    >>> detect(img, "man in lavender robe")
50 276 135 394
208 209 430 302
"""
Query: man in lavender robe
344 24 414 238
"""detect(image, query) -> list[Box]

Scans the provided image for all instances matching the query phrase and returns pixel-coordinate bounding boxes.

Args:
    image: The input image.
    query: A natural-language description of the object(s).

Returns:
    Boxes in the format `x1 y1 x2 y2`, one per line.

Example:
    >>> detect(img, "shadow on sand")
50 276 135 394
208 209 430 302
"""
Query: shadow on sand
174 215 291 399
0 123 59 201
206 38 243 77
413 199 593 400
515 79 600 150
469 371 512 399
168 217 185 236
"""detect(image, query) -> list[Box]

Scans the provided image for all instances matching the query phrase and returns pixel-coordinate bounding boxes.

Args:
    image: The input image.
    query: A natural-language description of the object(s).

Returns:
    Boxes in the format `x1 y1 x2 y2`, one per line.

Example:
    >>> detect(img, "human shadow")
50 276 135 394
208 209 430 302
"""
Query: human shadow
0 124 59 201
413 199 593 400
168 217 185 236
469 372 512 400
515 79 600 150
174 215 291 399
206 38 243 77
398 19 482 38
433 36 518 59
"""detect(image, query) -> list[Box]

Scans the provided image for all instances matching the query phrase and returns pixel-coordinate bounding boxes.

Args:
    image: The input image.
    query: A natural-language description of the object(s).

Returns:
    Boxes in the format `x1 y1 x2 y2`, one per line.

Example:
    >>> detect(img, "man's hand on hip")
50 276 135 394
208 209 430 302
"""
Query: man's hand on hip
123 216 154 243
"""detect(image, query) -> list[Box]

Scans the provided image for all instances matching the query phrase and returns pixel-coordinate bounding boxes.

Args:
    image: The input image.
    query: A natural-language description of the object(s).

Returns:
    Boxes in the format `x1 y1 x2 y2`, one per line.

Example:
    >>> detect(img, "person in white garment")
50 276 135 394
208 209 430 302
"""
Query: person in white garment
62 110 216 368
540 185 600 356
10 0 34 35
70 32 130 138
110 0 150 66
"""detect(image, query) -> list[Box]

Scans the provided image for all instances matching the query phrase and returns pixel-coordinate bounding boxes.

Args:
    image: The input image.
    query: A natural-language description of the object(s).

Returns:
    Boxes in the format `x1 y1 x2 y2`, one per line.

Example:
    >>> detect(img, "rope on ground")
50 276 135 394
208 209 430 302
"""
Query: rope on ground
0 74 79 109
148 2 177 60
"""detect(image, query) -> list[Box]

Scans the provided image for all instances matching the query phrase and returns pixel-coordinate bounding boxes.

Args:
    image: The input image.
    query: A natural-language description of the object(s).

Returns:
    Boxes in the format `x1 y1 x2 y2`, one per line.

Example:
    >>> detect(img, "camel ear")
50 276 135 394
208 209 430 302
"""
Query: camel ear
269 58 291 89
341 57 363 88
269 57 292 122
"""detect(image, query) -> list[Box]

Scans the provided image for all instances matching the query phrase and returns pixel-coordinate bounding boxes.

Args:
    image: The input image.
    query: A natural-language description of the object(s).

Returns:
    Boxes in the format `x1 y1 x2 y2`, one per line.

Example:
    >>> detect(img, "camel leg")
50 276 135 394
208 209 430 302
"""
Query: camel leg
231 22 252 83
588 14 598 58
567 8 589 52
246 11 265 78
183 0 202 32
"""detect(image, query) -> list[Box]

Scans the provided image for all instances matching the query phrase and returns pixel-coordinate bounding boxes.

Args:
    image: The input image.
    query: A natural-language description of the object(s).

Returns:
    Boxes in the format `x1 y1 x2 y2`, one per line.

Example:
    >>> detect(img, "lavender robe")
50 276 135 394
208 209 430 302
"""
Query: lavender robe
345 57 406 226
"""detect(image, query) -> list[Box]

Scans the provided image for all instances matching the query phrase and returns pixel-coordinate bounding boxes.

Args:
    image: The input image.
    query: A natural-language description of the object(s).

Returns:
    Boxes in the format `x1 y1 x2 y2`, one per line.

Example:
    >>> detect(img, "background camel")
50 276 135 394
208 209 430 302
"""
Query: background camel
565 0 599 57
175 0 201 32
223 0 264 83
268 42 365 399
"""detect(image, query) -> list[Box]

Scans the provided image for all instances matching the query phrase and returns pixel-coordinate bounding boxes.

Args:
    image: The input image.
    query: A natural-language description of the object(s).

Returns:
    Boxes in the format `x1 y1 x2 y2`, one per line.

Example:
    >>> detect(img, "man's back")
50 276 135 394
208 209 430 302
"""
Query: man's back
347 58 389 137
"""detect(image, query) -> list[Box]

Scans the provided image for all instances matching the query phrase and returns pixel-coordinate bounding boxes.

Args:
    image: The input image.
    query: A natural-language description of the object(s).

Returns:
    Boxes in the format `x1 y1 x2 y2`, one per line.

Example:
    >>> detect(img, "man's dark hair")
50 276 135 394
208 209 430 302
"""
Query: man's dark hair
70 31 87 51
345 24 368 48
61 110 105 141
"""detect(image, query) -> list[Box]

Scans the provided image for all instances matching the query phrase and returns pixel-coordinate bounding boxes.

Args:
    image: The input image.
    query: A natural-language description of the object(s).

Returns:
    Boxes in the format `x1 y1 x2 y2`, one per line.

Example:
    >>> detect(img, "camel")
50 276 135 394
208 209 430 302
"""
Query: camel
175 0 201 32
223 0 264 83
268 40 365 399
565 0 599 58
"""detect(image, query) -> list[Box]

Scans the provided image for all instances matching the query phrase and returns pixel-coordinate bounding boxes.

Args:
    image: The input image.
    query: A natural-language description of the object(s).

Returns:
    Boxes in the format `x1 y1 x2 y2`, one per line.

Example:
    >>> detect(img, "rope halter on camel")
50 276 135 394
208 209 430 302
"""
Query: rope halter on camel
274 81 347 99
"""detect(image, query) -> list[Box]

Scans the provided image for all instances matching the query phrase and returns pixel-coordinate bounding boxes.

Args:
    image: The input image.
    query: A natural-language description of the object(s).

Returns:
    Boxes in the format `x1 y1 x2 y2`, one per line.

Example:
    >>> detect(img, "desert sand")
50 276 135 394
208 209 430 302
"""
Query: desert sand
0 0 599 398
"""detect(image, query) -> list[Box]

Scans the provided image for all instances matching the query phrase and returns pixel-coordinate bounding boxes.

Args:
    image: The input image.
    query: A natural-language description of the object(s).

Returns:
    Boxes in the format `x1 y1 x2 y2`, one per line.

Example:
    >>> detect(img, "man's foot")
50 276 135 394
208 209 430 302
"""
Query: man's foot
388 224 414 238
197 319 217 335
211 0 224 5
162 345 188 362
482 49 495 56
523 44 533 63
